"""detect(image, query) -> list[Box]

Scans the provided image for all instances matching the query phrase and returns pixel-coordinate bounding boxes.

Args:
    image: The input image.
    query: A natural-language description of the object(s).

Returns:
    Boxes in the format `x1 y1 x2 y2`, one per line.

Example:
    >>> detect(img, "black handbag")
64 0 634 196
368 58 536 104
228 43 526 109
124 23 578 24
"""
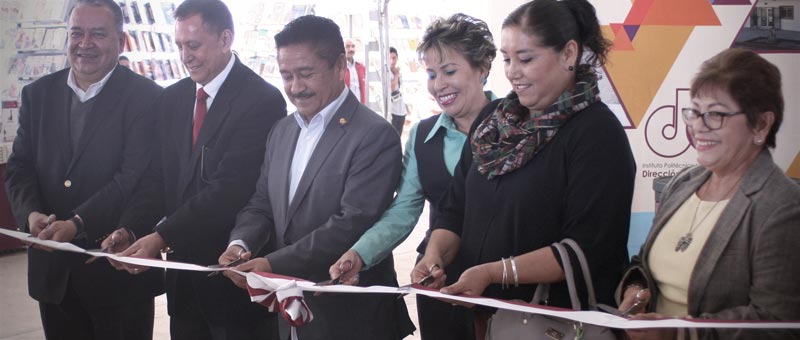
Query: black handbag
486 239 617 340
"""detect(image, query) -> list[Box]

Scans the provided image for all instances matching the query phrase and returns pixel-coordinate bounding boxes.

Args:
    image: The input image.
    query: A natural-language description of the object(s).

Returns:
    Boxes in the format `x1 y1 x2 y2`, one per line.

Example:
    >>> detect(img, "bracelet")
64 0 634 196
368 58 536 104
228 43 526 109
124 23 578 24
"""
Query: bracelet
501 257 508 290
510 256 519 288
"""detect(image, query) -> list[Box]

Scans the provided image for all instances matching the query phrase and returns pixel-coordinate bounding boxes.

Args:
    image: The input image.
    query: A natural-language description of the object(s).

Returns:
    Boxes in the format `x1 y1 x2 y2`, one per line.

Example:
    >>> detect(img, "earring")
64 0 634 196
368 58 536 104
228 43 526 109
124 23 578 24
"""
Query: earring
568 65 574 71
480 77 487 85
754 137 763 145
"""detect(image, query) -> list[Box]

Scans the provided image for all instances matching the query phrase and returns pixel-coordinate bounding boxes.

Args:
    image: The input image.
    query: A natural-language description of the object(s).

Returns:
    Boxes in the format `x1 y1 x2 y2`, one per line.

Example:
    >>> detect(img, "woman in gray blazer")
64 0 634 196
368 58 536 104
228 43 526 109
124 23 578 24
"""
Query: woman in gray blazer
618 48 800 339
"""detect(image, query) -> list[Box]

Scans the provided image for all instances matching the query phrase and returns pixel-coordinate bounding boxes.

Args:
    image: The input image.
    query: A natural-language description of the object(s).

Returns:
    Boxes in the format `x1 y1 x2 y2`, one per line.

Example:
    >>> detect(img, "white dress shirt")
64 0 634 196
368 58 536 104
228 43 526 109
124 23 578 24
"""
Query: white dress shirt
346 60 361 99
288 87 349 202
66 65 116 102
194 53 236 118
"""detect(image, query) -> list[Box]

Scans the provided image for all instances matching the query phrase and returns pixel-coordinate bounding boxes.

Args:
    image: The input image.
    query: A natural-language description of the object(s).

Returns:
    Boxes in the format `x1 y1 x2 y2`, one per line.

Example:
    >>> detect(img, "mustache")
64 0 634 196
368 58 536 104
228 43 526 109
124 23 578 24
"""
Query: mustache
291 91 314 99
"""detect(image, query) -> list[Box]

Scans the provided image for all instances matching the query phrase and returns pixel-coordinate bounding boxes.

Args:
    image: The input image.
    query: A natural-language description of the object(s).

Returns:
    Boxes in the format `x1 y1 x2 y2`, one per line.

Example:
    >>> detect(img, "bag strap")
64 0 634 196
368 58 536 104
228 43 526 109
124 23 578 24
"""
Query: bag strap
531 239 599 311
561 238 599 310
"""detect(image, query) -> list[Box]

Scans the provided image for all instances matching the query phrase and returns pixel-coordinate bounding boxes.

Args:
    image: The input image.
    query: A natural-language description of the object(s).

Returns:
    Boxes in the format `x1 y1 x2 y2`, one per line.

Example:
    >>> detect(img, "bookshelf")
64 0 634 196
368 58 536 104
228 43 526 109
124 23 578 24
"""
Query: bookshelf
119 1 184 87
1 0 73 164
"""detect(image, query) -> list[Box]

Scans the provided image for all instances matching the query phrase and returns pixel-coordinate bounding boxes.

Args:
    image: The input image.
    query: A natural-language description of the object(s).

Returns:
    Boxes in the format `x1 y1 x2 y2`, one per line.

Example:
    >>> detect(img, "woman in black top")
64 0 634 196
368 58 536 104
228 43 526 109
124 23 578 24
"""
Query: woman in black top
411 0 636 336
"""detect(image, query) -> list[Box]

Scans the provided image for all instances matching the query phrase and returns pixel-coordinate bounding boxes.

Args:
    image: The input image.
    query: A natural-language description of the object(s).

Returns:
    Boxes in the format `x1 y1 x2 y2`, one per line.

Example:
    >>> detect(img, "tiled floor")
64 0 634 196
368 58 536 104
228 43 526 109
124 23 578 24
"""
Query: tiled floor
0 206 428 340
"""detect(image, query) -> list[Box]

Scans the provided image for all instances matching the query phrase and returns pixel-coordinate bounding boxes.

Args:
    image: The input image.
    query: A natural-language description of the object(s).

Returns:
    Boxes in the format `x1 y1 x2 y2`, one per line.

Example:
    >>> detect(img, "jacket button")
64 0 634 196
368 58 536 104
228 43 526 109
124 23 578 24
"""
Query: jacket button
64 180 72 188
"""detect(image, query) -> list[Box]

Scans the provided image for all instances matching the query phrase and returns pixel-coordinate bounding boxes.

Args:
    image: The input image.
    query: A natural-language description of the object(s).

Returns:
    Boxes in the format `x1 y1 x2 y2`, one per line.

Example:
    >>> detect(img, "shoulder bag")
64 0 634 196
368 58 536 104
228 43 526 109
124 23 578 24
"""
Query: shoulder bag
485 239 617 340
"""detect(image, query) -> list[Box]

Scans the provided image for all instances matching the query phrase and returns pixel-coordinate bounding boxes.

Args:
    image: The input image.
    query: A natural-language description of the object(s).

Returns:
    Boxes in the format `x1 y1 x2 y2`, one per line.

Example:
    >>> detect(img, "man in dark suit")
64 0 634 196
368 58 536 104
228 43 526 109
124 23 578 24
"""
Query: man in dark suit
112 1 286 339
4 0 163 339
219 15 415 340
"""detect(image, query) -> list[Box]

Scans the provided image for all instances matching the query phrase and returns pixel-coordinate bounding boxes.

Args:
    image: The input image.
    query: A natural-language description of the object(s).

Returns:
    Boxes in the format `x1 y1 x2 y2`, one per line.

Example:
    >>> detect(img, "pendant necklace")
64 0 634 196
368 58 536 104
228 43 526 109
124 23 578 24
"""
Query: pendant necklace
675 179 740 252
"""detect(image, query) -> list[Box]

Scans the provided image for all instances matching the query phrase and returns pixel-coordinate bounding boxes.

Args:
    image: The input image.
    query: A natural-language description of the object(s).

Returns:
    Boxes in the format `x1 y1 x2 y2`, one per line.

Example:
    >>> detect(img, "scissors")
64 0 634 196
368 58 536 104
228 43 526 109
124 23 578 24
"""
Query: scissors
207 253 246 277
396 264 439 299
85 235 117 264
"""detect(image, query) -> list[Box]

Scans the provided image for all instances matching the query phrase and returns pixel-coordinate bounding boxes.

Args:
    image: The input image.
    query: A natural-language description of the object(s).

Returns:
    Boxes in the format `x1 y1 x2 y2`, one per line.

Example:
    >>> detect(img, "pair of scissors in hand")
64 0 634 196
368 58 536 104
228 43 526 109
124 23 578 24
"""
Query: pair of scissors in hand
85 234 117 264
397 264 439 299
207 253 246 277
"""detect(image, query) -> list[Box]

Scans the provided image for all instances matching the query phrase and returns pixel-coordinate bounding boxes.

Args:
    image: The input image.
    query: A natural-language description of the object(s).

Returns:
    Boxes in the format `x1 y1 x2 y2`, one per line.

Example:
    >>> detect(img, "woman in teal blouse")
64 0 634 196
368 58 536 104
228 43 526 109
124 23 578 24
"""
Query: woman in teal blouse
327 13 497 340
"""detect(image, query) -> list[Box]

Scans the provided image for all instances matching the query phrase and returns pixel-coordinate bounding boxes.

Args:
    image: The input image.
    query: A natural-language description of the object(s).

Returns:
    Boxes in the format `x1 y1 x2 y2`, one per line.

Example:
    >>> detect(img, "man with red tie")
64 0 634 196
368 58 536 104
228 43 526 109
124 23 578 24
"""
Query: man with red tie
344 38 367 104
111 0 286 339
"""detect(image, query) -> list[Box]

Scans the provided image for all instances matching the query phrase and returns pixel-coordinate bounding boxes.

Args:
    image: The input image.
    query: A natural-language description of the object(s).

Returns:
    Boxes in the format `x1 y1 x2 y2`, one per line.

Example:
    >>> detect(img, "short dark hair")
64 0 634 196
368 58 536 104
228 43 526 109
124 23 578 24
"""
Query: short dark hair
71 0 124 33
691 48 783 148
389 47 398 56
174 0 234 35
503 0 611 79
417 13 496 73
274 15 344 68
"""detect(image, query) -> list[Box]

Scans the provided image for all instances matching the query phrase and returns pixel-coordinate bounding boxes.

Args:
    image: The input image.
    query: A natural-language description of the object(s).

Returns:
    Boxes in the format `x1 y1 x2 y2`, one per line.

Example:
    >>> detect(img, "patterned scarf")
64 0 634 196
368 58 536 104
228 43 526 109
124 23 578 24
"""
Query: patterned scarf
471 76 600 179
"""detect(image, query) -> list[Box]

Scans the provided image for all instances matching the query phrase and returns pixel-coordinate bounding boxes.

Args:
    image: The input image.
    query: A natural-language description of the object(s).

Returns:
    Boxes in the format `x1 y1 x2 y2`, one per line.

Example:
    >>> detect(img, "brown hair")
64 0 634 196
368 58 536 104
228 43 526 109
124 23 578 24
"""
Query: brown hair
691 48 783 148
417 13 496 74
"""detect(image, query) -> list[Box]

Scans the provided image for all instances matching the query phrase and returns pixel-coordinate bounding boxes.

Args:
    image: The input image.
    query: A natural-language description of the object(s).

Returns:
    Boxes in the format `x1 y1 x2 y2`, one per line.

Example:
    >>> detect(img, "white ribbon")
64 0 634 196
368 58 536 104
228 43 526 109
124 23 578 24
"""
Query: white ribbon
3 228 800 332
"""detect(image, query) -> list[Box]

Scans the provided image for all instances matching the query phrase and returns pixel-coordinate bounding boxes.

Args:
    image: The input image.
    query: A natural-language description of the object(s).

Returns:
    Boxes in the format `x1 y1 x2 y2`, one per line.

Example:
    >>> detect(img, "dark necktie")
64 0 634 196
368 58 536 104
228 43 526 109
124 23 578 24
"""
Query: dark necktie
193 87 209 148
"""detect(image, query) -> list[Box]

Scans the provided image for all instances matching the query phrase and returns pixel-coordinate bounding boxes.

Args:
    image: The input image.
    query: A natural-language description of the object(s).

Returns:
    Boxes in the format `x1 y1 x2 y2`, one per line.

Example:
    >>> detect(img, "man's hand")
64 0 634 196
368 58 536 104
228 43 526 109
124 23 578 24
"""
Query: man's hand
224 257 272 290
328 249 363 285
218 245 249 266
27 211 55 237
92 228 134 265
100 228 134 253
114 232 166 275
37 219 78 244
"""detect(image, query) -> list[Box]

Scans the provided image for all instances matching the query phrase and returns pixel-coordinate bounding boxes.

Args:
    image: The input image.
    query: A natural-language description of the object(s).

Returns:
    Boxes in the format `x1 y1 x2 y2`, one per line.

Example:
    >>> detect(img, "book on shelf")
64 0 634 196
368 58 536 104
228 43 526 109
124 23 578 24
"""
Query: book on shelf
155 32 166 52
9 54 66 80
130 1 143 25
42 27 67 50
398 15 409 29
152 59 164 80
1 101 19 144
119 1 131 24
160 2 175 25
143 2 155 25
19 0 70 23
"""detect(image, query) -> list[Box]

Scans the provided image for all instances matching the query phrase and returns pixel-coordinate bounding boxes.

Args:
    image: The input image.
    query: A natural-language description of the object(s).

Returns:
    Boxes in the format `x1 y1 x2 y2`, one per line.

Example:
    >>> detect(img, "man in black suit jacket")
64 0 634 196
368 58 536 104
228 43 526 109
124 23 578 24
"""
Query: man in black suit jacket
113 1 286 340
4 1 163 339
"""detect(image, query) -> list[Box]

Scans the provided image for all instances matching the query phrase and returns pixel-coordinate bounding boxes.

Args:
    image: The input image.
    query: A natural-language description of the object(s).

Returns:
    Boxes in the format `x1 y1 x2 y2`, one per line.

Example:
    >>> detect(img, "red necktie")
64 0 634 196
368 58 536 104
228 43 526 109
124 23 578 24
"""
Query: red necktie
193 88 209 148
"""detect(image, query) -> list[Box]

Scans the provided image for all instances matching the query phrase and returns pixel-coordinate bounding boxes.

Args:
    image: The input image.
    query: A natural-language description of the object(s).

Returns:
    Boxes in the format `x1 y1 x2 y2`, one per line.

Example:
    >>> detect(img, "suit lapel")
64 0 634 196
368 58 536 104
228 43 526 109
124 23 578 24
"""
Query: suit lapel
174 81 197 200
285 94 357 222
67 67 124 174
49 72 73 169
192 58 245 152
177 58 245 200
274 122 300 243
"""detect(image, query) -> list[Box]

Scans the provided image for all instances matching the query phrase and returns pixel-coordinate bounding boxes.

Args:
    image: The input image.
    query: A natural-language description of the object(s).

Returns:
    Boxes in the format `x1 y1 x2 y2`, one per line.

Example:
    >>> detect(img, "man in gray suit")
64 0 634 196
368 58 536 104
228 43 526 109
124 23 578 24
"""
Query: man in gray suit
219 15 415 340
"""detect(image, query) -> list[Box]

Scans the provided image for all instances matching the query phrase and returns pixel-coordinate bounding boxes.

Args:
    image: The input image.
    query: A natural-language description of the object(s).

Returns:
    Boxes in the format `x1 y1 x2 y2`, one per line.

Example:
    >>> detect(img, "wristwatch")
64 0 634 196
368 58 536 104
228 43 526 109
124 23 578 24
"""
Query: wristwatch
70 213 86 239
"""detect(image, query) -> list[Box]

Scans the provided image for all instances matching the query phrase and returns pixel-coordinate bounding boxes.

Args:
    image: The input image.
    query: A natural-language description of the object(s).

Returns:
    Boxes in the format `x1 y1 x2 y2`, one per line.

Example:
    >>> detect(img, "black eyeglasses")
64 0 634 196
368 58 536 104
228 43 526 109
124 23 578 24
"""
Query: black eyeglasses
681 108 745 131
